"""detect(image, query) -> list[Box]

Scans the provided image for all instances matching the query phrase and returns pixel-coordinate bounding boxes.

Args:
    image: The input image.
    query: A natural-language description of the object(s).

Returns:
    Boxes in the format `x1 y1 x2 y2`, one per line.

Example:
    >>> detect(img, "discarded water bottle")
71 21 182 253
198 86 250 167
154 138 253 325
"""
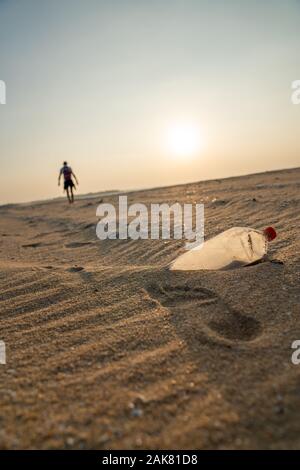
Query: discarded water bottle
170 226 277 271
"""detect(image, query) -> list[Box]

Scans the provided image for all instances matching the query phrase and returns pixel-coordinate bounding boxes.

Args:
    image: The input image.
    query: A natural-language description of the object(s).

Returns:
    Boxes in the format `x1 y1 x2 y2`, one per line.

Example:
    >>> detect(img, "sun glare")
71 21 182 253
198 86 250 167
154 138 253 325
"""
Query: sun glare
165 122 203 158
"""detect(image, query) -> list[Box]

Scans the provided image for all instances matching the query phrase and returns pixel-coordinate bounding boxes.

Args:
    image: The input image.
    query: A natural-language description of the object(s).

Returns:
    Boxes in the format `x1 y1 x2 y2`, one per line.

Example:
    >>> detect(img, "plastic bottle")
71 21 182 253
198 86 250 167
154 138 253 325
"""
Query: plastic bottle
170 226 277 271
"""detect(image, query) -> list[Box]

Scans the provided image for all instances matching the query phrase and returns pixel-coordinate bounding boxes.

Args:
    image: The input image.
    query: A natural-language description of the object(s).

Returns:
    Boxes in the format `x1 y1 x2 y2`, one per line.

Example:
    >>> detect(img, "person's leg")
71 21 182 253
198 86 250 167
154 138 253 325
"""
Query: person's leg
66 187 72 203
70 186 74 203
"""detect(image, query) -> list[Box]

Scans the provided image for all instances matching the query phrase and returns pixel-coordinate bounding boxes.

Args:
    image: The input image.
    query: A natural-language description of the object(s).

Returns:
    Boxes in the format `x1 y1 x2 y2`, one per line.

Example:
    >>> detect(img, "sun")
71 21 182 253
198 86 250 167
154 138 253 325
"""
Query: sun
165 122 203 158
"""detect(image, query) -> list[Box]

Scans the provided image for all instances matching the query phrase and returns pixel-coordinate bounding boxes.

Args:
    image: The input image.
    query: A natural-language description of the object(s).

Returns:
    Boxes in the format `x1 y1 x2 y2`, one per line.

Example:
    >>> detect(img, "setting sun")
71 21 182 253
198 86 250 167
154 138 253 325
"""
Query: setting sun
165 122 203 158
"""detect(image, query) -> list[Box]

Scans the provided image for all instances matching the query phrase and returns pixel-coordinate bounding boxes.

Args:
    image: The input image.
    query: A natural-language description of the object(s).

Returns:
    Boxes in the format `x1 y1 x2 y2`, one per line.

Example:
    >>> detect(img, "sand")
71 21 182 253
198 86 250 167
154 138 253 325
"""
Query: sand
0 167 300 450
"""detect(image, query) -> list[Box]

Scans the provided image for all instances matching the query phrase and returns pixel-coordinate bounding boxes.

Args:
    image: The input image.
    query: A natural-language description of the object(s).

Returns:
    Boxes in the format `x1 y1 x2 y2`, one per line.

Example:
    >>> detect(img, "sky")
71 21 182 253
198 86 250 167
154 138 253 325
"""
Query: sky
0 0 300 203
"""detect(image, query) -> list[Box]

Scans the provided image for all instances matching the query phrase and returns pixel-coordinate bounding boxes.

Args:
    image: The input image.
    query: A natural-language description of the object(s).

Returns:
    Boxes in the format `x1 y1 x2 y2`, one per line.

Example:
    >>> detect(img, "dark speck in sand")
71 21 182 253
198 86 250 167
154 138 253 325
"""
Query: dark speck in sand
270 259 284 265
22 242 42 248
68 266 85 272
211 198 227 206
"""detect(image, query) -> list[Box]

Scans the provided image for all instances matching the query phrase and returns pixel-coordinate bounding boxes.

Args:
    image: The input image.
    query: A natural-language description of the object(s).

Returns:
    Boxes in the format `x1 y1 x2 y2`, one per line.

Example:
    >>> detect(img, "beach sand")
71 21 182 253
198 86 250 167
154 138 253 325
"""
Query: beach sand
0 167 300 449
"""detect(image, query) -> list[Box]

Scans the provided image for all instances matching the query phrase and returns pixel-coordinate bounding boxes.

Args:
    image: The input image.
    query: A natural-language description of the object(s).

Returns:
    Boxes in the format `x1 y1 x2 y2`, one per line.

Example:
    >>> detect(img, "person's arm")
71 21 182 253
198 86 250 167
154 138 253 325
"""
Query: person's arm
58 169 62 186
72 170 79 185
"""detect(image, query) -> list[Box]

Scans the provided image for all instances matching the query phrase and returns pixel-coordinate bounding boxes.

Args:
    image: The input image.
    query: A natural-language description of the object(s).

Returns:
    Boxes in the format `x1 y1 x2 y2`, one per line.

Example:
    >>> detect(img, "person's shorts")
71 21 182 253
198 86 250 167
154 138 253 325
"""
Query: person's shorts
64 179 75 190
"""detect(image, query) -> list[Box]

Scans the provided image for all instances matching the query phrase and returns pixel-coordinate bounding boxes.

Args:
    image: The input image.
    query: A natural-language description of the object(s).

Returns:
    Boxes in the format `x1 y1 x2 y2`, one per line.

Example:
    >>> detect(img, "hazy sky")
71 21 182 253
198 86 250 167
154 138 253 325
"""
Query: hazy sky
0 0 300 203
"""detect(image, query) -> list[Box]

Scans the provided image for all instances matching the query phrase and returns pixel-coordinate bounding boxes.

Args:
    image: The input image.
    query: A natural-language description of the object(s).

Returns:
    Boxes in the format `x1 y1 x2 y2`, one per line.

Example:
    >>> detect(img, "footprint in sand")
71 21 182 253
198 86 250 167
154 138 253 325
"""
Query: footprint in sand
147 283 261 344
22 242 42 248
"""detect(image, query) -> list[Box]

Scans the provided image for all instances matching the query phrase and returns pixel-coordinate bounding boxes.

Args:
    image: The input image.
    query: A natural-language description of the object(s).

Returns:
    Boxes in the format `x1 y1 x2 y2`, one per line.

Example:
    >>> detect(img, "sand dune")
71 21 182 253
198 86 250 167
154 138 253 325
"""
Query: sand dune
0 168 300 449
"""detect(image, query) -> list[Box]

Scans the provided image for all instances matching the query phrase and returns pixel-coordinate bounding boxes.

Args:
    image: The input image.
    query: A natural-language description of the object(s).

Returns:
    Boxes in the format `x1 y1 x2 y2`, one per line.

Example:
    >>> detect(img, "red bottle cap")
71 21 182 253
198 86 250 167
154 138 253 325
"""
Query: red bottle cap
263 226 277 241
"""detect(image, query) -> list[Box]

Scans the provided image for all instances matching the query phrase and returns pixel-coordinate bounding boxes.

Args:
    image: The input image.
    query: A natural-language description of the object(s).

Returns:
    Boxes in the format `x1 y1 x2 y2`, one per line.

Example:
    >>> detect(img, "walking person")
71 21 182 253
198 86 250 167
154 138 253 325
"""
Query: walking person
58 161 79 203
